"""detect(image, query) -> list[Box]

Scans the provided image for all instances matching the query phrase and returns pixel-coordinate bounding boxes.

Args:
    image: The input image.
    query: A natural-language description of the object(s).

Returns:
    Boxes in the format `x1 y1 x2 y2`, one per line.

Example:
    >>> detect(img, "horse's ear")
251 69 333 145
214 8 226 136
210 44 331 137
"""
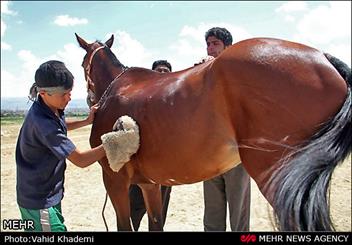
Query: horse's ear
105 35 114 48
75 33 89 50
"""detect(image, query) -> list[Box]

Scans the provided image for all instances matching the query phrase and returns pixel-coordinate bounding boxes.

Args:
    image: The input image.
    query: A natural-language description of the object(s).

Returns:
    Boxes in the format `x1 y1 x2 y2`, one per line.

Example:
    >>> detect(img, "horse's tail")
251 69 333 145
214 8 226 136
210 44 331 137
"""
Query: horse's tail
269 53 351 231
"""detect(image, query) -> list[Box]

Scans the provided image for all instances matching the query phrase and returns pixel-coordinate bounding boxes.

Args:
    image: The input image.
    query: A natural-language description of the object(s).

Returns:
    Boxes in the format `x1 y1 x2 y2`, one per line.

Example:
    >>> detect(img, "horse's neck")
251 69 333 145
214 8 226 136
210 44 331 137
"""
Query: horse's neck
94 64 124 99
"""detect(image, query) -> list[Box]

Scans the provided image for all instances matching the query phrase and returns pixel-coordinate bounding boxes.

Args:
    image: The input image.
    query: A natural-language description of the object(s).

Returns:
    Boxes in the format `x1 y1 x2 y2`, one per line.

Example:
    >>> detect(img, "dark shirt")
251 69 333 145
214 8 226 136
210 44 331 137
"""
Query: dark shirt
16 96 76 209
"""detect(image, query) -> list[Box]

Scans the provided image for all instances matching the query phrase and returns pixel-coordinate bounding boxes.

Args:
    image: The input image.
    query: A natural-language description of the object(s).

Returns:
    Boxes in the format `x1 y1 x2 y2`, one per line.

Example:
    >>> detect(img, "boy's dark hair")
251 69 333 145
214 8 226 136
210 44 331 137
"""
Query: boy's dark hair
152 60 172 72
205 27 233 47
35 60 74 89
29 60 74 100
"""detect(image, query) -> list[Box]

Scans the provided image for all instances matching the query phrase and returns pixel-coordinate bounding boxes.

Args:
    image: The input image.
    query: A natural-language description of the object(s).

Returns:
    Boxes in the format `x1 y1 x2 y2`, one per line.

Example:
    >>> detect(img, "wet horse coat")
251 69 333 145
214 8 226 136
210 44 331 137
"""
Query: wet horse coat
76 33 351 231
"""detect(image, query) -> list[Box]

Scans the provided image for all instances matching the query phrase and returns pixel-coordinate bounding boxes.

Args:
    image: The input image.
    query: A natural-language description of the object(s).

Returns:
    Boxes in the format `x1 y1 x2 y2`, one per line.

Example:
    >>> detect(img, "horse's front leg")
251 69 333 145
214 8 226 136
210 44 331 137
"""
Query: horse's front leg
102 169 133 231
139 183 164 231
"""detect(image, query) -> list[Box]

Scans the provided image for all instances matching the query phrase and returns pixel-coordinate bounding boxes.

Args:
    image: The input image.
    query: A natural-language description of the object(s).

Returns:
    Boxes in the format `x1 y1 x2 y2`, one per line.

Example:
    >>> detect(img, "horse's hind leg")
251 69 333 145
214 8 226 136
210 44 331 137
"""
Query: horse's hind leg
102 170 133 231
139 183 164 231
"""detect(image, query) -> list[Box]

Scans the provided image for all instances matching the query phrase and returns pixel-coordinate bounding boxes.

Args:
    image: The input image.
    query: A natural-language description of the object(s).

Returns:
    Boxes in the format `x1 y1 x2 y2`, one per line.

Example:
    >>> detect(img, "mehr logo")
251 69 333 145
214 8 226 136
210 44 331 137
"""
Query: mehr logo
240 234 257 243
2 219 35 230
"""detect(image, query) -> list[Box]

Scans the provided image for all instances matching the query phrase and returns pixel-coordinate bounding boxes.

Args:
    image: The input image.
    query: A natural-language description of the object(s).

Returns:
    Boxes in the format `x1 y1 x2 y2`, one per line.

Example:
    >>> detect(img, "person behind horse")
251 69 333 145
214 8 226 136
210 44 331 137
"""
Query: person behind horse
152 60 172 73
202 27 251 231
129 60 173 231
16 60 109 231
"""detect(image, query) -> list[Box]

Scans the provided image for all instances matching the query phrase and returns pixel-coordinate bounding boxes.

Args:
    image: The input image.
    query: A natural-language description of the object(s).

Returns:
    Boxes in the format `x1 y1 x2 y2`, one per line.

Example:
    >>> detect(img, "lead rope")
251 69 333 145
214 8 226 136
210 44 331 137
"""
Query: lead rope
84 46 128 232
98 67 129 232
95 67 128 107
102 192 109 231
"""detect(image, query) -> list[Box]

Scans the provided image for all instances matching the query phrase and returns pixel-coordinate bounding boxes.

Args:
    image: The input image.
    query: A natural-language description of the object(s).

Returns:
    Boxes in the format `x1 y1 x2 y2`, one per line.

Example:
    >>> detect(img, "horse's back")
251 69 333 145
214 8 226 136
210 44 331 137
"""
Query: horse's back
218 37 347 127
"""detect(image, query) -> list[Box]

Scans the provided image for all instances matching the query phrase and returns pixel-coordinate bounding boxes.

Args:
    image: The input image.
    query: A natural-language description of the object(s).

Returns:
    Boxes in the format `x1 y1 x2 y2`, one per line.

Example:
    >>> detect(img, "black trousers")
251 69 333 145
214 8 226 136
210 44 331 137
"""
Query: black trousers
129 184 172 231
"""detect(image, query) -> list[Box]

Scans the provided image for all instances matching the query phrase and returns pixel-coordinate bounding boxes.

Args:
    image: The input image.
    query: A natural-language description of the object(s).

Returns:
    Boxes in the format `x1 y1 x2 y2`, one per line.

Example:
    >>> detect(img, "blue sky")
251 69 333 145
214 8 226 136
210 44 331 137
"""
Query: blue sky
1 1 351 99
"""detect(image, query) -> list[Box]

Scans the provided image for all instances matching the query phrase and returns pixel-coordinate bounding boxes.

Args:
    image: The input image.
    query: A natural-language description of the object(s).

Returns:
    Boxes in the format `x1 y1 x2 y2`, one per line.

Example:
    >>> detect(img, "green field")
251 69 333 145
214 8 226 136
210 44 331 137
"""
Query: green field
1 115 88 126
1 115 25 125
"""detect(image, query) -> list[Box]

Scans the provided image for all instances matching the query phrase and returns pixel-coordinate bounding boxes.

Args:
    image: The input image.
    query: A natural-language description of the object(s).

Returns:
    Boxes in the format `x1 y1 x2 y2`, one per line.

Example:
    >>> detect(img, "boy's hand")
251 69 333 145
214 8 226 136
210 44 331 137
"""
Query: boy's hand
86 104 99 124
194 55 215 66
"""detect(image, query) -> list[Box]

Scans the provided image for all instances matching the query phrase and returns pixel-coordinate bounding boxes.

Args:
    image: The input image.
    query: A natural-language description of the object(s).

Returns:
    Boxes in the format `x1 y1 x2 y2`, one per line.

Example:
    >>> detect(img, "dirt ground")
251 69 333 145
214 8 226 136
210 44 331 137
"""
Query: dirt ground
1 123 351 231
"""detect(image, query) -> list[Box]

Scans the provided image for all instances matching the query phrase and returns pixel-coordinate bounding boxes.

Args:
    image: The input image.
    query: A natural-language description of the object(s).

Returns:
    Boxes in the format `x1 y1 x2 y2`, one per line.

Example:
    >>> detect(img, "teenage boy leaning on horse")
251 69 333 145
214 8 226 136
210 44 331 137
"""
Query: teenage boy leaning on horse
15 60 133 232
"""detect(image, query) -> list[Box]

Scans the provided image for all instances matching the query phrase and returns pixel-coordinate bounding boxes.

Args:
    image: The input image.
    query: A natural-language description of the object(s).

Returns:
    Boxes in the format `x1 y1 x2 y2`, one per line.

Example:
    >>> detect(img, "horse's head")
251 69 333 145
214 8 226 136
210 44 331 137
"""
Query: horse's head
75 33 116 107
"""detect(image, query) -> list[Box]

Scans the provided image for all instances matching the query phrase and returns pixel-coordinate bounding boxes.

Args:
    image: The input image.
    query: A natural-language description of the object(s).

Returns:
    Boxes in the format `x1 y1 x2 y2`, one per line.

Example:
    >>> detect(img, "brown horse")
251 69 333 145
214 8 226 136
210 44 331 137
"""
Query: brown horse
75 33 351 231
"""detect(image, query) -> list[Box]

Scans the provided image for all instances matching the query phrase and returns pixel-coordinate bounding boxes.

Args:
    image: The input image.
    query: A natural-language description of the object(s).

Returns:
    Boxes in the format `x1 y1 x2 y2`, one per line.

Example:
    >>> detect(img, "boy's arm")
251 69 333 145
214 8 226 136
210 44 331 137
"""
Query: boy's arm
67 115 140 170
67 145 105 168
66 117 90 131
66 104 99 131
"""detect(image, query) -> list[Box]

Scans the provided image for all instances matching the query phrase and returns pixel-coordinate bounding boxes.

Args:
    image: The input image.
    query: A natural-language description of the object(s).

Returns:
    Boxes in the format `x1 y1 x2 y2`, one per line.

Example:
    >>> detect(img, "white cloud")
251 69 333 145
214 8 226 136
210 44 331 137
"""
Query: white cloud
275 2 308 23
1 1 17 15
54 15 88 26
1 42 12 50
1 69 20 98
107 31 153 68
1 16 11 50
1 50 42 98
275 2 308 13
18 50 41 72
1 19 6 37
276 1 352 66
325 43 351 67
1 50 40 98
284 15 295 22
293 2 351 45
1 2 15 51
179 25 205 44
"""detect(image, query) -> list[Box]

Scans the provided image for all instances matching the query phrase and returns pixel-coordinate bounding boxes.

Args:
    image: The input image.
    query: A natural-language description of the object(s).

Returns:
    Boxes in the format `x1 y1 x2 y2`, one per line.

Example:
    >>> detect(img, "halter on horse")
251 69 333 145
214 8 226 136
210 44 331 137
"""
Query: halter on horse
83 45 128 108
76 33 351 231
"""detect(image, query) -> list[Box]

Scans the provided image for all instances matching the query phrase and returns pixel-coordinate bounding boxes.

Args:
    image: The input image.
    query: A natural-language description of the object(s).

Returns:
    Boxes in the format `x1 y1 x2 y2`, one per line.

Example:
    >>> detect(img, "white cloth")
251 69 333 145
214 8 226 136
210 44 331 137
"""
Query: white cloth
101 116 140 172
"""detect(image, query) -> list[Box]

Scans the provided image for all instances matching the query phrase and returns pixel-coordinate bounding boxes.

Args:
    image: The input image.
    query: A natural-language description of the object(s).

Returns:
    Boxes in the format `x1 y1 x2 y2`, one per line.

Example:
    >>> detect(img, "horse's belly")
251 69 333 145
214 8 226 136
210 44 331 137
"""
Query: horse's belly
139 139 242 185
